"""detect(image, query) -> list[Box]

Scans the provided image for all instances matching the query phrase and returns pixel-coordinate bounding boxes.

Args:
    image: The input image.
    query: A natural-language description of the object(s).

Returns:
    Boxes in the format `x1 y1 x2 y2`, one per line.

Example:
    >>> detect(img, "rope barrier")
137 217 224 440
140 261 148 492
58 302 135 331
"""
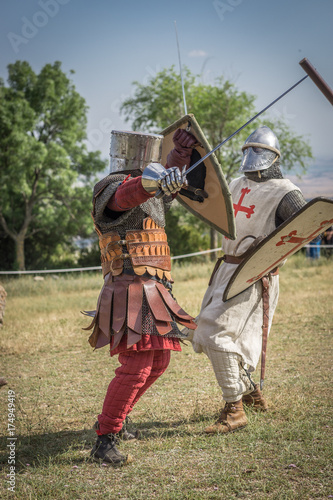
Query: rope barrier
0 245 332 275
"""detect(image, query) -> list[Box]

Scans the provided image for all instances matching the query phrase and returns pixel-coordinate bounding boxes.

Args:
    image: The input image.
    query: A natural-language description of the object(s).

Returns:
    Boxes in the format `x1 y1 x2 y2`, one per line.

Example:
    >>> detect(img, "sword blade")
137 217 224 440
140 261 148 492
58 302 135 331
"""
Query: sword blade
185 74 308 177
174 20 187 115
156 74 308 198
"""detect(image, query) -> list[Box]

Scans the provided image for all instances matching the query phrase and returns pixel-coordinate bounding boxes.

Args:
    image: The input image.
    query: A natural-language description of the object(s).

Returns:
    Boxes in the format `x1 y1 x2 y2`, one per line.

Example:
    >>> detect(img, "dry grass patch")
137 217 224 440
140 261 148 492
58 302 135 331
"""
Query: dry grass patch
0 254 332 499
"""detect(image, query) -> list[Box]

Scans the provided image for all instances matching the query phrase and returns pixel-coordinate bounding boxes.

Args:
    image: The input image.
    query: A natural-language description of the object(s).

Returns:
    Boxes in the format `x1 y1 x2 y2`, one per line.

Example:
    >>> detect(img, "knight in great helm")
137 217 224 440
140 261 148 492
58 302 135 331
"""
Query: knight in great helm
85 129 198 466
188 125 307 434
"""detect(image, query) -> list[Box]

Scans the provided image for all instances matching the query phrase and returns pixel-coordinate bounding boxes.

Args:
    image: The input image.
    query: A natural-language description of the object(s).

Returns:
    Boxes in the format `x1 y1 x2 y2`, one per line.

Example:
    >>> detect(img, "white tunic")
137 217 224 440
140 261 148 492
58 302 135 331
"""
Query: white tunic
192 176 301 371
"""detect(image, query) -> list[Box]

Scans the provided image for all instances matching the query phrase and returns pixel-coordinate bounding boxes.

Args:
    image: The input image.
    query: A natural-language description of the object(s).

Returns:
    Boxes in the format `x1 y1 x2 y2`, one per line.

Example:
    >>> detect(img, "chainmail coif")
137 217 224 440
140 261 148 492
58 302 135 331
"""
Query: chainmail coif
244 161 283 182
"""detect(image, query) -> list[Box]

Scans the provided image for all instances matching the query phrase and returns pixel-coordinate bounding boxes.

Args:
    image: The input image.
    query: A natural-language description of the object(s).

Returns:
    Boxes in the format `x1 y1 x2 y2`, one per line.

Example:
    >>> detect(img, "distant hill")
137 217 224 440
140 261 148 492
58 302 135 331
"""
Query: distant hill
287 158 332 201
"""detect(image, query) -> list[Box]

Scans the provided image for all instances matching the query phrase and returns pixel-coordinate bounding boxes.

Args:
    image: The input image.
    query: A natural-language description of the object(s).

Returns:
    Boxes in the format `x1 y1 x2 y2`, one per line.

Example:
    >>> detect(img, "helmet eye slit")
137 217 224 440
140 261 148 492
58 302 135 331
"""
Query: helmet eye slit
239 126 280 173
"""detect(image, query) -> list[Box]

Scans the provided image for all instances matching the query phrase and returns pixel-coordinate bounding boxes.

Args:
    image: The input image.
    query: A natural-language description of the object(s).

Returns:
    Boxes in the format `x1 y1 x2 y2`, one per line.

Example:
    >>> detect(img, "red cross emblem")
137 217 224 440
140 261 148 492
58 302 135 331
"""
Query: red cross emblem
276 230 307 246
233 188 255 218
245 218 333 284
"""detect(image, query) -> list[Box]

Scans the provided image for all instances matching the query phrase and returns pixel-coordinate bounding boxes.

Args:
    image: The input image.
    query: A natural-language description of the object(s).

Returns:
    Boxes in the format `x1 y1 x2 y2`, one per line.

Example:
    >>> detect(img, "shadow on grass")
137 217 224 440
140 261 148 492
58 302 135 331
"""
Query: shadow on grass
127 413 214 441
0 428 95 472
0 414 216 472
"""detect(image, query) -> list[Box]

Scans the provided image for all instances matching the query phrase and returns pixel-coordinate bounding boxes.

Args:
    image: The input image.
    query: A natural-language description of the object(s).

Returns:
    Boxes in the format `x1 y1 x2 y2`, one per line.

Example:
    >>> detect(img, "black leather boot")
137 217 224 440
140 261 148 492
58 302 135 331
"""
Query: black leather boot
90 434 129 466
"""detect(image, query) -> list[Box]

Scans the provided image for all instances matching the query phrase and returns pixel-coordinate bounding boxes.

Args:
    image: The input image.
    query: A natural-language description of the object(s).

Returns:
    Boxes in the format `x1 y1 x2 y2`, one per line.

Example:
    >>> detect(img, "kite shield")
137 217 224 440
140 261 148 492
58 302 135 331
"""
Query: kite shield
223 197 333 301
160 114 236 239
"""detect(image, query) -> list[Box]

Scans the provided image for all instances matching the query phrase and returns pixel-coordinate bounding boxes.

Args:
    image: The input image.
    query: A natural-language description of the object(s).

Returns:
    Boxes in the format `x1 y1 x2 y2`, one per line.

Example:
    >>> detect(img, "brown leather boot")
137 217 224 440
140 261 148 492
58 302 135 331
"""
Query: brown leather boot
205 399 248 434
242 384 268 411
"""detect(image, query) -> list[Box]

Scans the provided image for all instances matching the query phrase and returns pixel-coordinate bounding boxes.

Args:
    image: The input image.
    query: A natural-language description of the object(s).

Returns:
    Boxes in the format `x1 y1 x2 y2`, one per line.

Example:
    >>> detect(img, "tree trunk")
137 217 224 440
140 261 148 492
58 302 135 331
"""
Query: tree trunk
15 235 26 271
1 208 31 271
210 228 219 261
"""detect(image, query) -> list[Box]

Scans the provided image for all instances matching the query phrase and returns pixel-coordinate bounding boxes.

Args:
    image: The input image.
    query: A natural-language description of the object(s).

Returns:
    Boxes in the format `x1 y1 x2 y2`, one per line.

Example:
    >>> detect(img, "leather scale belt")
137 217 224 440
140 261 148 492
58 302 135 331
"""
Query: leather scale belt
97 218 172 280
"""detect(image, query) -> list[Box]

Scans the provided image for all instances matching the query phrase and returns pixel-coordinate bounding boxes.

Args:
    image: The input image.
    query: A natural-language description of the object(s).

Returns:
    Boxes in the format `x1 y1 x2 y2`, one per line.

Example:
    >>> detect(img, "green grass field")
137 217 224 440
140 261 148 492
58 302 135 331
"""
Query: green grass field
0 253 332 499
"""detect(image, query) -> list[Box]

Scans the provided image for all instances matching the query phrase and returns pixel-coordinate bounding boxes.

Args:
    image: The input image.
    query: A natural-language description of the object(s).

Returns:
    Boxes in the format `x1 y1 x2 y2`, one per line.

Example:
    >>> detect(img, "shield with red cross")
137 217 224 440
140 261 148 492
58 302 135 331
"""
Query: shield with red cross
223 197 333 301
160 114 236 239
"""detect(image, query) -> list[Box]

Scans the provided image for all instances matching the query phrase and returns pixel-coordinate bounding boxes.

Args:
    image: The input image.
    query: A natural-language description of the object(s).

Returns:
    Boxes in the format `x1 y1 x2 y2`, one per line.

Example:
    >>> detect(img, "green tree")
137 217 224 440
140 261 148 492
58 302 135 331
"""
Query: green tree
120 66 312 256
121 66 312 181
0 61 107 271
165 202 210 257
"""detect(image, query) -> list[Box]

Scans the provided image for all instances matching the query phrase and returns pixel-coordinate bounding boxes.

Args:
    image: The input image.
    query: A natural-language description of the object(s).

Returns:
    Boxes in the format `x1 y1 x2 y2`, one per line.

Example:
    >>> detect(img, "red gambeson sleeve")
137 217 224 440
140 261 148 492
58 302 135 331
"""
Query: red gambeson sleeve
106 176 153 212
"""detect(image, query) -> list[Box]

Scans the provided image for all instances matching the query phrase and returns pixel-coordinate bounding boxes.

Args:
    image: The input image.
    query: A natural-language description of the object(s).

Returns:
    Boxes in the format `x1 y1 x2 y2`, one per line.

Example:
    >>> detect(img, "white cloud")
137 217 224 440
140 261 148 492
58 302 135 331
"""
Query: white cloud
188 50 208 58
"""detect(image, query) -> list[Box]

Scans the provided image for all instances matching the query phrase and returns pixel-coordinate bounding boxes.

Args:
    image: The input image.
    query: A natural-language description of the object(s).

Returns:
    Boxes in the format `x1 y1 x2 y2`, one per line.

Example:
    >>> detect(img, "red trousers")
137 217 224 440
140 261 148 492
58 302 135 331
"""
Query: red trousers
97 349 171 435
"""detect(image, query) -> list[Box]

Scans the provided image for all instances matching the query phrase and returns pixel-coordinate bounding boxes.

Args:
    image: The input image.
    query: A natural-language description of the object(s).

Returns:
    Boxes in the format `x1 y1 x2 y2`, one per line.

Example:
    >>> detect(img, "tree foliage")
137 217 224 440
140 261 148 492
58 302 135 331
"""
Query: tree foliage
165 201 210 258
0 61 107 270
120 66 313 256
120 66 312 181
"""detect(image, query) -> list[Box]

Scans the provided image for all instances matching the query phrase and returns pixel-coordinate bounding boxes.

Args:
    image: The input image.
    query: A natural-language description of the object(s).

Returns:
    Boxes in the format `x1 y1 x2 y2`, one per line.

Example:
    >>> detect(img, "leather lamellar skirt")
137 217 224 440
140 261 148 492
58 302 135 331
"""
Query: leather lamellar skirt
83 272 196 351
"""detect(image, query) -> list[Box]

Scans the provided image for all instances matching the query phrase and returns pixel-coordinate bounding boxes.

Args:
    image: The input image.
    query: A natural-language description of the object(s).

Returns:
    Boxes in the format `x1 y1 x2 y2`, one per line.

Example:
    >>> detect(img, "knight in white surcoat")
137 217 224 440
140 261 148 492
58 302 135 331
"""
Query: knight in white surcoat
191 125 307 434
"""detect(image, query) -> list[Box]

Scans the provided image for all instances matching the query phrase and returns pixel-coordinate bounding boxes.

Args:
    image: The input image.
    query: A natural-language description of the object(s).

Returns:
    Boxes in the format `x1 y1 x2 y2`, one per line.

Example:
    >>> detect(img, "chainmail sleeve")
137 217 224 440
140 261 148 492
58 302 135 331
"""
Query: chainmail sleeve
275 190 307 227
93 174 135 232
92 173 172 235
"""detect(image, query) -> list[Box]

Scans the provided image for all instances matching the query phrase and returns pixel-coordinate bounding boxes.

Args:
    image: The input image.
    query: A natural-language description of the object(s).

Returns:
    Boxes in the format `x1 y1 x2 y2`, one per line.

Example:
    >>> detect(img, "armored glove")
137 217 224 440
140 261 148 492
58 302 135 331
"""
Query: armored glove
141 163 187 196
167 129 198 169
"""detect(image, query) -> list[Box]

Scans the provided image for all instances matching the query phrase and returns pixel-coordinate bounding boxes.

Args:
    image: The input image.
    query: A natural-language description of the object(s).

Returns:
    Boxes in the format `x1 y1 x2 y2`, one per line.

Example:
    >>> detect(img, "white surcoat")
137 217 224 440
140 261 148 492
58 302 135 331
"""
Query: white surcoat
192 176 301 371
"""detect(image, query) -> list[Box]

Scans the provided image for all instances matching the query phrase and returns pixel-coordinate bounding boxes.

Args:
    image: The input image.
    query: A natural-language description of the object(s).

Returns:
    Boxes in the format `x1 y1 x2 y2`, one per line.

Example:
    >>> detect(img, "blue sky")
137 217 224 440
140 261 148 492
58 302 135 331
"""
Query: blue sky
1 0 332 197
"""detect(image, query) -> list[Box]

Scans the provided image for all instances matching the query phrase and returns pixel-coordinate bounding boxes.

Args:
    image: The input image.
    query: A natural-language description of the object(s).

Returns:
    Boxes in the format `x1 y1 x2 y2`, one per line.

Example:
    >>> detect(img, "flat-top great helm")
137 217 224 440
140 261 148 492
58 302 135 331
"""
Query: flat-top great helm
239 126 281 173
109 130 163 174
